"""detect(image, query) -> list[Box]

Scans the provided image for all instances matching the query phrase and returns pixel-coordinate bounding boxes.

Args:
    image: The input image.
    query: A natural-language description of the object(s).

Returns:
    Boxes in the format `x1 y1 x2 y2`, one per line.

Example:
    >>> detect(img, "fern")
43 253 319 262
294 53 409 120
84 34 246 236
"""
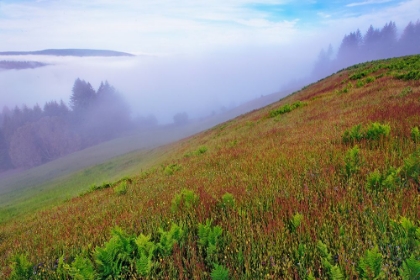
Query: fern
358 246 384 279
157 223 184 257
211 264 230 280
136 254 153 277
317 241 344 280
68 255 96 280
9 254 33 280
399 255 420 280
94 226 136 278
330 265 345 280
135 233 156 276
198 219 223 263
290 212 304 232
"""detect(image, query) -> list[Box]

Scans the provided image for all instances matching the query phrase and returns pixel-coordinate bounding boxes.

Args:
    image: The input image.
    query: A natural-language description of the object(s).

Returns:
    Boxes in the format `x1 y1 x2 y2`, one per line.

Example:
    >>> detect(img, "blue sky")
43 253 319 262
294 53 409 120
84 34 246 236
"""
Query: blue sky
0 0 419 54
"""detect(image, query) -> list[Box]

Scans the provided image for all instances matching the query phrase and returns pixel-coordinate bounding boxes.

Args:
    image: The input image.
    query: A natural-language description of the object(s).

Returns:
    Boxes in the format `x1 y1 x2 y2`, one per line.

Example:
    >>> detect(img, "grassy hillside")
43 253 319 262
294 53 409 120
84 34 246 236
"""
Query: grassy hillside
0 55 419 279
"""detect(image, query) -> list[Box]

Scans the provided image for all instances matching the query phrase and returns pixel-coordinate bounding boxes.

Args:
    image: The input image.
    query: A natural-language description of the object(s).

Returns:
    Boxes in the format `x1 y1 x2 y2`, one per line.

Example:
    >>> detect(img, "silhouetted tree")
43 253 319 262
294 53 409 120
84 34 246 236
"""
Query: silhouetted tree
70 78 96 112
362 25 381 60
378 21 397 58
336 29 363 69
398 20 420 56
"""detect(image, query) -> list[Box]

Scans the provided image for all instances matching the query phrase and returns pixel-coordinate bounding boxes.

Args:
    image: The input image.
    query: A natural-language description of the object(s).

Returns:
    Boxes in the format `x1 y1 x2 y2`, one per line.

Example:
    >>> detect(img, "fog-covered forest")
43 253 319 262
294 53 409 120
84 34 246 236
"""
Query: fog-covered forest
310 20 420 81
0 79 131 170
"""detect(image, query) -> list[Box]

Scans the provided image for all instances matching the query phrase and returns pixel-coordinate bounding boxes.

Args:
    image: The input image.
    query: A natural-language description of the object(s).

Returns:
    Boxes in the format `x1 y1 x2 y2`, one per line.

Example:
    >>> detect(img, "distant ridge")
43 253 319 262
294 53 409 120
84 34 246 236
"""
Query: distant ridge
0 49 135 57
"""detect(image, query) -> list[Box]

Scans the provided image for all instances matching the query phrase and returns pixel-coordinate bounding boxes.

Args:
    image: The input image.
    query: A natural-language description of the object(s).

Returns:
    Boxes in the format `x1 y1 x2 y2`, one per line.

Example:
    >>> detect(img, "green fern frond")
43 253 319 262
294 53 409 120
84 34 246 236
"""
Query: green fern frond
330 265 345 280
136 254 153 277
358 246 384 280
210 264 230 280
399 255 420 280
157 223 184 256
317 241 332 262
94 227 136 278
68 255 95 280
290 212 304 232
198 219 212 247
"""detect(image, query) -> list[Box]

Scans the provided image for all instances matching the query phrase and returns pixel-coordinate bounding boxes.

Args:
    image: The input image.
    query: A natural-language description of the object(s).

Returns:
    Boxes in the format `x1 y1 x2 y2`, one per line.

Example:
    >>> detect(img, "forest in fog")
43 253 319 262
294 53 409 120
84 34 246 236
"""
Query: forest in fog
310 20 420 81
0 79 131 170
0 20 419 172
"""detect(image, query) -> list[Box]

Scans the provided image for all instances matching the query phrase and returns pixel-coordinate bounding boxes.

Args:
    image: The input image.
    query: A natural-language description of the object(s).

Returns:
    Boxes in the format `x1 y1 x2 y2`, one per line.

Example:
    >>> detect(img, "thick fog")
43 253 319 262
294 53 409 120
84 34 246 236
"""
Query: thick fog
0 45 315 124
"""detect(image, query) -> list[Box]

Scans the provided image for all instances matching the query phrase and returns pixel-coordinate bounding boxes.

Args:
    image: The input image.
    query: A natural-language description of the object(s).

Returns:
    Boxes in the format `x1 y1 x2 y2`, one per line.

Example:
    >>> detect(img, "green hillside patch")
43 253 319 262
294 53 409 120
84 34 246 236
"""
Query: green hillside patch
1 55 420 279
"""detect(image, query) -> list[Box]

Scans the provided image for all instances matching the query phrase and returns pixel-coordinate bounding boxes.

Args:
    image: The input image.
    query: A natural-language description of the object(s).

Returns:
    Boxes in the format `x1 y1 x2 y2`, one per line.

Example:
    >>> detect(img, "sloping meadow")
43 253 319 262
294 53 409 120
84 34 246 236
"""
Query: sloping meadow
1 55 420 279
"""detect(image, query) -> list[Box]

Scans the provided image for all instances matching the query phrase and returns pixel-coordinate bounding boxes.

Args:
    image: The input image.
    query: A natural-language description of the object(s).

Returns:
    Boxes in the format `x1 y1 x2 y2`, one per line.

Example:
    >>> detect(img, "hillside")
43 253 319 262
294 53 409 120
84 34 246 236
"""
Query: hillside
0 55 419 279
0 49 134 57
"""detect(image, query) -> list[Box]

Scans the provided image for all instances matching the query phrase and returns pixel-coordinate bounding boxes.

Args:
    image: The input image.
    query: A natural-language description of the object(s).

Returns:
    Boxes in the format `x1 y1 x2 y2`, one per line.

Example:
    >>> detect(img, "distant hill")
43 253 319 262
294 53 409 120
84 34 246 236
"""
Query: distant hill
0 49 135 57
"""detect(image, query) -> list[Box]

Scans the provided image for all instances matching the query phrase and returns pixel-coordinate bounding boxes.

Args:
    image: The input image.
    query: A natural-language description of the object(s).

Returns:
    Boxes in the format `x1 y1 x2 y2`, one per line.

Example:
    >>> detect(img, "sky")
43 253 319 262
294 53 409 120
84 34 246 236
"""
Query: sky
0 0 419 55
0 0 419 123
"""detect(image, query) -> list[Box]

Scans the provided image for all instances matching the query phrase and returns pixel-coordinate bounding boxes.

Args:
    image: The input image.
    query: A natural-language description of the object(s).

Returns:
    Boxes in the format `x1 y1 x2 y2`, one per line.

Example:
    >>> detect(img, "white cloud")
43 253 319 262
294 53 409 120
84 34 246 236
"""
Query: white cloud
346 0 393 7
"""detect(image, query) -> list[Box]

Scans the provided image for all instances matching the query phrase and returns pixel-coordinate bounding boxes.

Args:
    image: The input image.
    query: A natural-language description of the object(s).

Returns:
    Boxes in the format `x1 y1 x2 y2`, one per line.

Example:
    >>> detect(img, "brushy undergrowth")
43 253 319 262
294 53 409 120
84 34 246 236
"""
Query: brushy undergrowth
2 55 420 279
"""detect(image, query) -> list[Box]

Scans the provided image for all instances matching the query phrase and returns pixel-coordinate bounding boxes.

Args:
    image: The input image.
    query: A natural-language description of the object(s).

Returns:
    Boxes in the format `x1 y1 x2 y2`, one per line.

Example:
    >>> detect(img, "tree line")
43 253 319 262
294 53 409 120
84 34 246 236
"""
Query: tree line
0 79 131 170
311 20 420 80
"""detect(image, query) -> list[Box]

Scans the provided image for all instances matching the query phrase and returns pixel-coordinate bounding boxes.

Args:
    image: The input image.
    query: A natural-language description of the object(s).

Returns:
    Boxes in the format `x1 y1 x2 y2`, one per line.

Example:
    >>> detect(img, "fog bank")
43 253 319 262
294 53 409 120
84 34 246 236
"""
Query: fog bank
0 46 314 123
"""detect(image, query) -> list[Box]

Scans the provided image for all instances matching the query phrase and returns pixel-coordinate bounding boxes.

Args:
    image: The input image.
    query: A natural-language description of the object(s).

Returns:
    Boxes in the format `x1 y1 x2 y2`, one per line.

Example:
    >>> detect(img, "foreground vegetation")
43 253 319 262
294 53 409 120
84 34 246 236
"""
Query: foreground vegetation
1 55 420 279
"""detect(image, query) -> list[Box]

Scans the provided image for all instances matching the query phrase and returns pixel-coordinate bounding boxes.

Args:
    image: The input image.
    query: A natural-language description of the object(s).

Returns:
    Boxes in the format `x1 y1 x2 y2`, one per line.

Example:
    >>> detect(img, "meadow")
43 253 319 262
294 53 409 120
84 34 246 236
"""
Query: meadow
1 55 419 279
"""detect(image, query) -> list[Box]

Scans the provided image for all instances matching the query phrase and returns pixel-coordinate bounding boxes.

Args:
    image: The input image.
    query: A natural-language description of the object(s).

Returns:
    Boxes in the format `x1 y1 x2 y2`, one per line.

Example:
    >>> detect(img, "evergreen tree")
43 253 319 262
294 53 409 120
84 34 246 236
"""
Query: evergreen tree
70 78 96 112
